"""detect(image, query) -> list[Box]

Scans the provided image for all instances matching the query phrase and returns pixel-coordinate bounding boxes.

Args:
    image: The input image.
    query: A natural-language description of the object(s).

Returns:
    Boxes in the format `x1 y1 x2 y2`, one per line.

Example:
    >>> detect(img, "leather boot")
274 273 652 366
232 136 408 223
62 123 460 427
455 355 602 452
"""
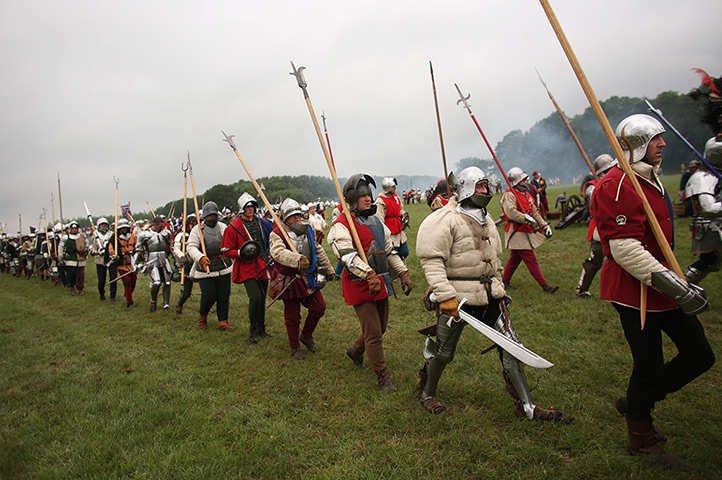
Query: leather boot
149 301 157 313
248 321 260 343
300 336 319 353
376 370 398 394
175 304 183 314
346 346 366 368
615 397 666 442
69 285 76 296
626 417 693 471
198 314 208 330
259 321 273 338
541 283 559 294
218 320 235 331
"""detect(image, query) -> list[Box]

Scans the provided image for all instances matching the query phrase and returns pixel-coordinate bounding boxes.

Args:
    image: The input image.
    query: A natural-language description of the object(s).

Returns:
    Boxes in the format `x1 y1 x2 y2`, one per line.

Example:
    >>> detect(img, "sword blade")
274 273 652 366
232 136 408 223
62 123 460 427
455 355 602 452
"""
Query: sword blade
457 306 554 369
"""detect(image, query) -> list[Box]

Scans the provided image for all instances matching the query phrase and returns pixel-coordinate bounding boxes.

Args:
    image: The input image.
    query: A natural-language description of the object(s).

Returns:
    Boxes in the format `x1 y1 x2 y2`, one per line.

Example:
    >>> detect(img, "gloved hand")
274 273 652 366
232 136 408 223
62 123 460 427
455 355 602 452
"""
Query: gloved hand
366 270 381 296
423 286 436 311
544 225 553 238
199 256 211 269
326 271 336 282
523 214 538 230
178 254 187 266
440 298 459 318
298 256 310 271
399 270 412 296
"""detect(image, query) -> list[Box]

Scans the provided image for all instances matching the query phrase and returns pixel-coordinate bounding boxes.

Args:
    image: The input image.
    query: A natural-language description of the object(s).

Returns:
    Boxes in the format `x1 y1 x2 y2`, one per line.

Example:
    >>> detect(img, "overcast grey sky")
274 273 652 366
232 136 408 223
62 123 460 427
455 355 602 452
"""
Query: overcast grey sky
1 0 719 232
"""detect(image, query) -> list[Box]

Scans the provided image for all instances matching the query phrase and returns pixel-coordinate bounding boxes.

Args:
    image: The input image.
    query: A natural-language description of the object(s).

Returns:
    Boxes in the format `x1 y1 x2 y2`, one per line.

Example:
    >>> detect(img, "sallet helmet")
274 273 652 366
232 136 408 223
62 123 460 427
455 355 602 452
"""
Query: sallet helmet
237 192 258 212
381 177 397 194
704 134 722 170
615 114 665 163
507 167 528 187
116 218 131 230
455 166 492 208
69 221 79 229
96 217 109 228
280 198 303 221
201 201 219 219
343 174 376 211
593 154 618 177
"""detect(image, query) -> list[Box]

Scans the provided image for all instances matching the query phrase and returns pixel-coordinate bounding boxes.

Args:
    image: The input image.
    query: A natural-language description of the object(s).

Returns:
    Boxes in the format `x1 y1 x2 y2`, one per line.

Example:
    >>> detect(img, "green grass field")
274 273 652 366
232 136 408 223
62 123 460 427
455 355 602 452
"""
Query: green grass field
1 174 720 479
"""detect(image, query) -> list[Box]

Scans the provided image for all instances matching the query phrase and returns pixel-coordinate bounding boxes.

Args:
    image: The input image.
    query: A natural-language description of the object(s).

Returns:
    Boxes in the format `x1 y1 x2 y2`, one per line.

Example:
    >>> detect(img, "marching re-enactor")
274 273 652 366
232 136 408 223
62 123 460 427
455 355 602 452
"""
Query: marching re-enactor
592 114 714 471
269 198 335 360
416 166 572 421
328 174 412 393
374 177 409 260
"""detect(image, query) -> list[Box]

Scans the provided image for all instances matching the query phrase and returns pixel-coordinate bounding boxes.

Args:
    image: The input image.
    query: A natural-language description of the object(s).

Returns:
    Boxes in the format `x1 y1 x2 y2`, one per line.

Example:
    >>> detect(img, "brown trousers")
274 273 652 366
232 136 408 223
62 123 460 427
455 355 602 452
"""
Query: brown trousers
352 299 390 373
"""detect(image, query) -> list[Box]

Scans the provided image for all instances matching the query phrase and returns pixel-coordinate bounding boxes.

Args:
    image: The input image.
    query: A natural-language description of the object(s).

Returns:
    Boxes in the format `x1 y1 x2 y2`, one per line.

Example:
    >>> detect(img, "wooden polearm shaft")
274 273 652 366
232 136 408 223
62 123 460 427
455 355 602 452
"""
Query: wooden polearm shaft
321 112 336 170
50 193 57 256
181 162 188 285
455 83 513 188
146 201 156 219
430 61 451 197
187 153 210 273
18 214 22 236
289 62 368 265
57 172 64 229
221 131 298 253
539 0 683 278
113 177 119 257
535 68 597 181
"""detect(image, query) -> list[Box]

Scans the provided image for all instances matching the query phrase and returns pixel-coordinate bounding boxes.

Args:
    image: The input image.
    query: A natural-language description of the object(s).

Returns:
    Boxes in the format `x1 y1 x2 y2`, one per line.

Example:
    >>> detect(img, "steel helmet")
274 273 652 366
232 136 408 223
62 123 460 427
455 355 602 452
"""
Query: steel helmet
201 201 219 219
280 198 303 221
455 166 491 208
704 134 722 169
507 167 528 187
343 174 376 210
117 218 131 230
237 192 258 211
96 217 109 228
593 154 618 177
615 114 665 163
381 177 397 194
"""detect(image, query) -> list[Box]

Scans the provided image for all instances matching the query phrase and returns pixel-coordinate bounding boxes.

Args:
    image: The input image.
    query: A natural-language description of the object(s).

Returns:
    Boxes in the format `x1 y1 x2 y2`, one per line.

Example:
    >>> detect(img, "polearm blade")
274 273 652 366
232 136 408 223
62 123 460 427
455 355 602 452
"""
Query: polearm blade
187 152 210 272
454 83 512 188
457 299 554 368
535 67 597 180
289 61 369 265
220 130 298 254
539 0 685 279
644 98 722 181
429 61 451 198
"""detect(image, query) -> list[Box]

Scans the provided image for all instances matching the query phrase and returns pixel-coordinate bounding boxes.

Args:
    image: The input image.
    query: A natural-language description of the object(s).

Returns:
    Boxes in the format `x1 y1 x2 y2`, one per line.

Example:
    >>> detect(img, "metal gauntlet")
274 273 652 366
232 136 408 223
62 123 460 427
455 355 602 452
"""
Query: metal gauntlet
650 270 708 316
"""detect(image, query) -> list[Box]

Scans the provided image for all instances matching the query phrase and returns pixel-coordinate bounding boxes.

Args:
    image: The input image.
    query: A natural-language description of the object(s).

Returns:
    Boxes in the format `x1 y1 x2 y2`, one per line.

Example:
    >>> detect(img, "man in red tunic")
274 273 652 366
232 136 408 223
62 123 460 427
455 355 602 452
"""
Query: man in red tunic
221 193 274 343
328 174 412 393
592 114 714 471
374 177 409 259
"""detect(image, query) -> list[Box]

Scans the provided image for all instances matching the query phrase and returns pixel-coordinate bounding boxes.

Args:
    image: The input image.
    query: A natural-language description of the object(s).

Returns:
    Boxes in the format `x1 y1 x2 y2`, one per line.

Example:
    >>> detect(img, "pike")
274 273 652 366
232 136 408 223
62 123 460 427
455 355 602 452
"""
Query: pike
187 153 210 273
57 172 64 230
50 193 57 256
430 61 452 197
321 112 336 170
539 0 686 329
113 177 119 260
457 298 554 369
146 201 156 219
289 61 369 266
18 213 22 237
454 83 512 188
644 98 722 181
181 161 189 285
221 131 298 254
535 67 598 180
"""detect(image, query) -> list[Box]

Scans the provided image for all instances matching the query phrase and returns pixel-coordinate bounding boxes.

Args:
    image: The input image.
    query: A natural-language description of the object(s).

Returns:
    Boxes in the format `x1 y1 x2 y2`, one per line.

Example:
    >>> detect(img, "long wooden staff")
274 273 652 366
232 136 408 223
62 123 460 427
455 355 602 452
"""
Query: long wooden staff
187 153 210 273
538 0 683 279
455 83 513 188
113 177 119 257
50 193 57 256
146 201 156 219
44 211 52 262
181 161 189 285
289 61 368 265
535 67 598 180
18 214 22 237
221 131 298 253
430 61 452 197
57 172 64 230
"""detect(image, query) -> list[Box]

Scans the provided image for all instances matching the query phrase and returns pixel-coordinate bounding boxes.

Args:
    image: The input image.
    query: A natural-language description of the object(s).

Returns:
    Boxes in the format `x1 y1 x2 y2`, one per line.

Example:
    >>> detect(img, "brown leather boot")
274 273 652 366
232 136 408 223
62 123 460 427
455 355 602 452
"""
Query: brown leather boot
541 283 559 294
626 417 694 471
198 314 208 330
346 347 366 368
218 320 235 331
376 370 398 394
615 397 666 442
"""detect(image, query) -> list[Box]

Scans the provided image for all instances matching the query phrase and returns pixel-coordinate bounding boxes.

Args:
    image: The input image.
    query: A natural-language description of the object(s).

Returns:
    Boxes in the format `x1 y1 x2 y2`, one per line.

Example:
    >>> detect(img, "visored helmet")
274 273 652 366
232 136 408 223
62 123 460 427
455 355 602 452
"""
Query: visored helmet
280 198 303 221
507 167 528 187
455 166 492 208
381 177 397 194
593 154 618 177
615 114 665 163
704 134 722 169
201 201 219 219
237 192 258 212
343 174 376 211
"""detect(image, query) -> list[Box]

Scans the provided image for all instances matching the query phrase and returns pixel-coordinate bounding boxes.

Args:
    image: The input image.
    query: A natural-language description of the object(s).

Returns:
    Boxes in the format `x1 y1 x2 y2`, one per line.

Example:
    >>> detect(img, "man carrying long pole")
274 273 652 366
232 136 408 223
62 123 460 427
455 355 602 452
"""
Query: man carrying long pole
290 61 412 394
429 61 451 198
540 0 714 470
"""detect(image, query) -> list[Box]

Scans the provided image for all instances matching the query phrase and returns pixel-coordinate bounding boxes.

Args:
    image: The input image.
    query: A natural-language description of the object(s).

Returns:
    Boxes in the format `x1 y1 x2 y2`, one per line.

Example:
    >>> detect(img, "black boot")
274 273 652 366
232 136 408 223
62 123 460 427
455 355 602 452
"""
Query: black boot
248 320 260 344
